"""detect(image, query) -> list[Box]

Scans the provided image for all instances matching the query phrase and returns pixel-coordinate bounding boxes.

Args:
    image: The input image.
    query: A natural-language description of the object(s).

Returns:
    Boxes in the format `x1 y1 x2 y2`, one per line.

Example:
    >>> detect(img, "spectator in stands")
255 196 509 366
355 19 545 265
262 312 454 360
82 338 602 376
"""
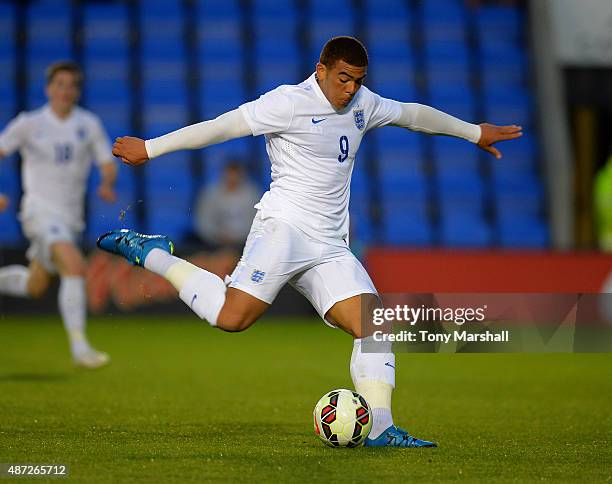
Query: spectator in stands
594 154 612 251
194 160 260 251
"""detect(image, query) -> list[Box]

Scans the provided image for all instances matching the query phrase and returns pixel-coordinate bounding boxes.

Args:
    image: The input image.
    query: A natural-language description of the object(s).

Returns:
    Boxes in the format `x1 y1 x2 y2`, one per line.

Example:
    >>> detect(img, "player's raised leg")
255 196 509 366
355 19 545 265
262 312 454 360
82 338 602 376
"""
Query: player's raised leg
96 229 269 331
326 294 437 448
51 242 109 369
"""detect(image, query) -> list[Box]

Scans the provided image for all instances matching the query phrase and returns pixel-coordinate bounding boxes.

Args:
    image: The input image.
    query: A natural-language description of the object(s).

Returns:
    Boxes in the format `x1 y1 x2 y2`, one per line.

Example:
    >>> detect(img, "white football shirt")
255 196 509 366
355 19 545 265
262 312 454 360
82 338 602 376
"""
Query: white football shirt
0 104 113 231
239 73 402 246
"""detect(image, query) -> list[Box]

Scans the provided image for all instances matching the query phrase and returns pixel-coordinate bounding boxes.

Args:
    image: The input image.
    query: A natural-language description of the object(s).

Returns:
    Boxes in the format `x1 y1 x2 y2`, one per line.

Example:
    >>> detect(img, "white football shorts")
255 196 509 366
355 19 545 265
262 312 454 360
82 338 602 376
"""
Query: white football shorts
226 212 377 325
21 213 79 273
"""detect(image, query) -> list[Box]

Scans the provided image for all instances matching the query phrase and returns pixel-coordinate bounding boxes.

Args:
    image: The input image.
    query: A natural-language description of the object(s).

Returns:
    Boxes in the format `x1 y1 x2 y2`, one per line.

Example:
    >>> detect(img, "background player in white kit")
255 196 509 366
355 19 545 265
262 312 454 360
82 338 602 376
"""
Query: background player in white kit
99 37 522 446
0 61 117 369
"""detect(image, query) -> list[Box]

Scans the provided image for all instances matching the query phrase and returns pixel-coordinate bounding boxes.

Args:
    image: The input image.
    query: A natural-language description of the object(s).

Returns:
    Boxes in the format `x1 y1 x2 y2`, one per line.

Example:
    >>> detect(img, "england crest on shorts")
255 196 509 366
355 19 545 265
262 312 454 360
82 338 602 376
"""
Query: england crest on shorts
353 109 365 131
250 270 266 284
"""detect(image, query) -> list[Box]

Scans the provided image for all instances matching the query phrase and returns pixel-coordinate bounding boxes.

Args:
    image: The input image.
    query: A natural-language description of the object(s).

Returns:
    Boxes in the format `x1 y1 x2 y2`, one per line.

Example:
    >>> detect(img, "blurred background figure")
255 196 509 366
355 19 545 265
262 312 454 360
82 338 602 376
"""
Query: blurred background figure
194 160 260 252
594 154 612 252
0 60 116 368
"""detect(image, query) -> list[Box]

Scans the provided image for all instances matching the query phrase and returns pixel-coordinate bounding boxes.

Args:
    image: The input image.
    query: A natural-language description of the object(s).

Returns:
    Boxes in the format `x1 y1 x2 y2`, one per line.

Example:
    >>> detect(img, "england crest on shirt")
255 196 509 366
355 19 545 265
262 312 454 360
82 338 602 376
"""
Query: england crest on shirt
353 109 365 131
77 127 87 140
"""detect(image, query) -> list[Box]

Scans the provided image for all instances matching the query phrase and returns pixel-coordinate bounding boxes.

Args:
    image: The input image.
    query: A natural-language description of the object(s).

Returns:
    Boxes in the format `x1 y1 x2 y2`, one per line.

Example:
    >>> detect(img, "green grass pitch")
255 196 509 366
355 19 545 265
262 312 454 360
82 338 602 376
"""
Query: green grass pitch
0 315 610 482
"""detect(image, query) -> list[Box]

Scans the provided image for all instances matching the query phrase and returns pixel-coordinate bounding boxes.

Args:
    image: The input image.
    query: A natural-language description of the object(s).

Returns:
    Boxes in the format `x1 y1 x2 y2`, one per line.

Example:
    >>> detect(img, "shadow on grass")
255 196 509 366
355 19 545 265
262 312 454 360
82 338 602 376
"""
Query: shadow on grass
0 372 72 382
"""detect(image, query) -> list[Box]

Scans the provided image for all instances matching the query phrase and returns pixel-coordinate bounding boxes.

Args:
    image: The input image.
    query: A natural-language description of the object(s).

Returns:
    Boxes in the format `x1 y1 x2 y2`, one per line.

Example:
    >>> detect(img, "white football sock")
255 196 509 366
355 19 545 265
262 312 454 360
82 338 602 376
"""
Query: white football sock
144 248 226 326
144 248 181 276
0 265 30 297
350 336 396 439
58 276 91 356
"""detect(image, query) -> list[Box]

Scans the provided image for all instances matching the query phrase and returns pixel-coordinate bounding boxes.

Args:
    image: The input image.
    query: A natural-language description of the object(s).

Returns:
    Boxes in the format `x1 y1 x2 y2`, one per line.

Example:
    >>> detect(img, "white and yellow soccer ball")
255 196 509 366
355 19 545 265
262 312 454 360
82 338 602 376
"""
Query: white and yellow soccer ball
313 389 372 447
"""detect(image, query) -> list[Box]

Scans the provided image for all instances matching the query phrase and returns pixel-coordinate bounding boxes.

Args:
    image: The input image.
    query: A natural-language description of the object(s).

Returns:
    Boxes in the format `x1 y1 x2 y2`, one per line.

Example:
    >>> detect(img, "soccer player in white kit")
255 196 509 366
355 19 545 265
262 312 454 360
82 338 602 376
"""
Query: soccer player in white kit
0 61 117 369
99 37 522 446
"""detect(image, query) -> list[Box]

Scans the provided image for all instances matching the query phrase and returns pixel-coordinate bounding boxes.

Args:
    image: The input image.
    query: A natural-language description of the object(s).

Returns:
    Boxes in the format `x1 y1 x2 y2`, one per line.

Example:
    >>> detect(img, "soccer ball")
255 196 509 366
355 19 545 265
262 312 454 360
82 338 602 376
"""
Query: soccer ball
313 389 372 447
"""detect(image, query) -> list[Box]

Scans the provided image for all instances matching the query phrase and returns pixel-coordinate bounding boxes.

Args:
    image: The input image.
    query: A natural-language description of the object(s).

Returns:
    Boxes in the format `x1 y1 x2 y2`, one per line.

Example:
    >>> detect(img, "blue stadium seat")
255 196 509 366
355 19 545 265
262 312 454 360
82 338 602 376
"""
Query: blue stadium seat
431 137 480 175
489 136 538 186
495 170 542 200
200 77 246 119
196 0 243 106
376 133 425 189
495 191 542 224
480 45 527 88
375 127 425 179
196 0 241 17
0 3 15 53
308 0 355 63
381 194 433 245
254 0 296 17
498 218 549 248
425 41 471 88
351 168 371 197
144 154 192 192
255 38 300 93
370 78 417 101
0 208 22 245
484 88 532 127
429 84 476 121
350 196 375 244
198 23 242 63
83 3 129 60
476 5 523 49
253 6 300 92
84 60 130 97
0 155 22 245
26 1 73 108
440 214 491 247
145 199 193 241
0 2 15 124
140 1 185 60
364 0 410 20
421 0 467 44
142 104 189 140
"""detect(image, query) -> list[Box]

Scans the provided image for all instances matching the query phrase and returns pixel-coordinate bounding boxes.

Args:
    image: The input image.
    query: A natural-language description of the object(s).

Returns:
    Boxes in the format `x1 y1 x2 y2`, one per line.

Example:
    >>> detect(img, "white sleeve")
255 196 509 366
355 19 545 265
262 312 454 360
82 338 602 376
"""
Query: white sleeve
145 108 252 159
0 113 28 156
366 93 403 131
238 87 294 136
89 115 114 165
393 103 481 143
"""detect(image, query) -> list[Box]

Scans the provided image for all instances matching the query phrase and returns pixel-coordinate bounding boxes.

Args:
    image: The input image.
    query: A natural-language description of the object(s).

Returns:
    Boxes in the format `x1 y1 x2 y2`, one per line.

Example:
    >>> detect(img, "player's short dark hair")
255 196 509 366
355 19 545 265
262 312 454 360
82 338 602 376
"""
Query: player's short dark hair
45 60 83 87
319 36 368 69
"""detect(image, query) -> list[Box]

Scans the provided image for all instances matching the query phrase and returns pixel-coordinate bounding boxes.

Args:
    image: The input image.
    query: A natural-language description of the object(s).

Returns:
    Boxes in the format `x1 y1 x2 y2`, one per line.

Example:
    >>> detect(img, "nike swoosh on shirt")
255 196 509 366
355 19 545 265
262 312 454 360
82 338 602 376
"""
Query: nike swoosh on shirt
385 362 395 368
311 117 327 124
190 294 198 308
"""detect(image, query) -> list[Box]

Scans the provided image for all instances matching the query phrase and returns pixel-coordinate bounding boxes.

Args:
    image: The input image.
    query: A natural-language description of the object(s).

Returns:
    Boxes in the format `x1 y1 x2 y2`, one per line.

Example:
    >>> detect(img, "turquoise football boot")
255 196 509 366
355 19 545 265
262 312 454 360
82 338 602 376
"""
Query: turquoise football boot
364 426 437 448
96 229 174 267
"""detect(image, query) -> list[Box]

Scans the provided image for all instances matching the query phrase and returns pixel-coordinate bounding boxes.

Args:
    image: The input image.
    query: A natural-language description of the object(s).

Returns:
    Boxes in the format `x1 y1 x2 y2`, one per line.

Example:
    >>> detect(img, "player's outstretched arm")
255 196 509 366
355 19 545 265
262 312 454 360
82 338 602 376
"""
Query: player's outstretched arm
0 193 9 213
392 103 522 158
112 109 252 166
